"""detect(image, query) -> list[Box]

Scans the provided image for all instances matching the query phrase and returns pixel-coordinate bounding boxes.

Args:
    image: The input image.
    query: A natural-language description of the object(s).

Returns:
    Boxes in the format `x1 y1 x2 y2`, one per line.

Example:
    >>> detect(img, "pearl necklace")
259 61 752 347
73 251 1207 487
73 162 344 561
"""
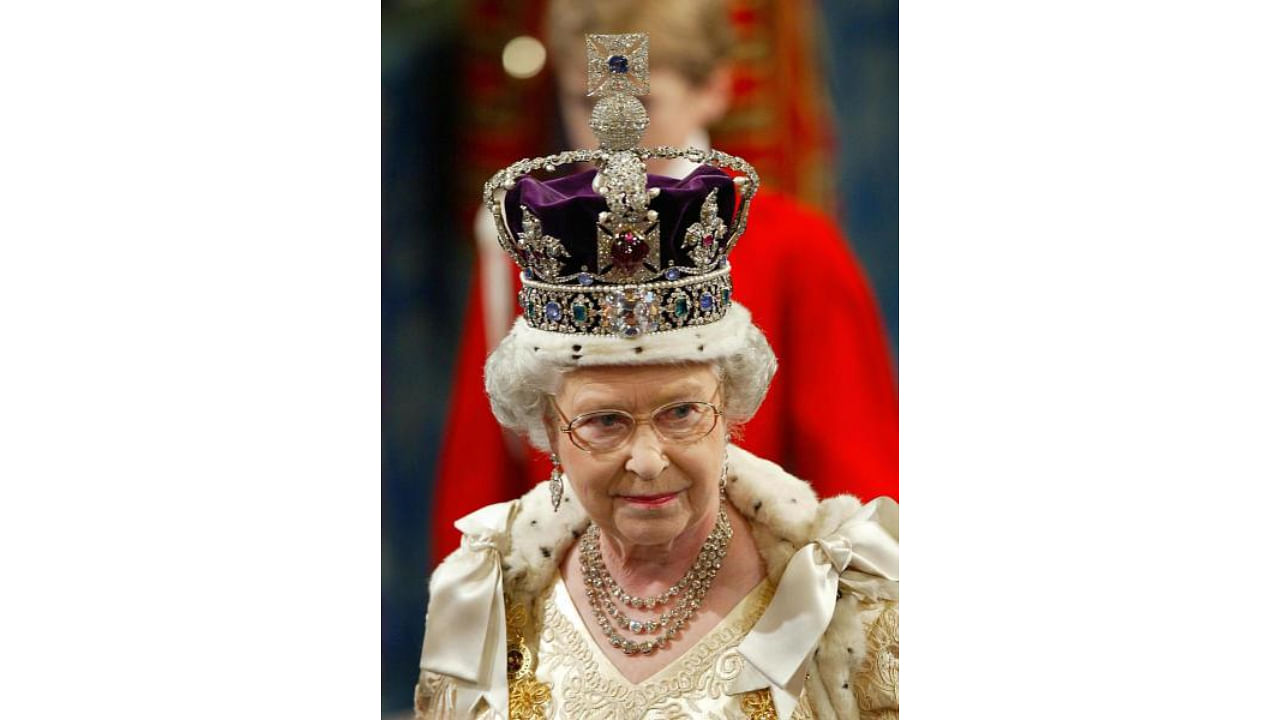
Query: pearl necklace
579 509 732 656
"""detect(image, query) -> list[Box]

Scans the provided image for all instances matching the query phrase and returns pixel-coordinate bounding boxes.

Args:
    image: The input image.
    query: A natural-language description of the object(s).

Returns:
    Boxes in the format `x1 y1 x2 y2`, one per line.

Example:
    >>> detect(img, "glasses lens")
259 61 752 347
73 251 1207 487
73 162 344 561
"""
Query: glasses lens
652 402 718 441
569 411 634 451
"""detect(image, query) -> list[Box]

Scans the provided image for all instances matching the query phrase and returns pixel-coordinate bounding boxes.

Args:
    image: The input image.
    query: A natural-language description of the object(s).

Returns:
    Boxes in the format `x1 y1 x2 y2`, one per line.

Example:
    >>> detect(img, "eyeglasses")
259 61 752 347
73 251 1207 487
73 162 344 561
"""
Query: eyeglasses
550 388 724 454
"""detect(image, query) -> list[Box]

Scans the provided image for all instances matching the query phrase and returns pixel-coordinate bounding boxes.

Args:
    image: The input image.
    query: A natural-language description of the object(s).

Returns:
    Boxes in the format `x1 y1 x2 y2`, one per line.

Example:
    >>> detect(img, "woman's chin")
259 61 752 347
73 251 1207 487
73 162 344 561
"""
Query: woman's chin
612 507 690 546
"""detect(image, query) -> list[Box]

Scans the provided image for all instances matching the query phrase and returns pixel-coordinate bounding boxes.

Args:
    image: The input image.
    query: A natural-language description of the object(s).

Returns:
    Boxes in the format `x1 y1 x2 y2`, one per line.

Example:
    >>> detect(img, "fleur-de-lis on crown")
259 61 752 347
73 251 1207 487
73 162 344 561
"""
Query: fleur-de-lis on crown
681 190 728 269
517 206 570 280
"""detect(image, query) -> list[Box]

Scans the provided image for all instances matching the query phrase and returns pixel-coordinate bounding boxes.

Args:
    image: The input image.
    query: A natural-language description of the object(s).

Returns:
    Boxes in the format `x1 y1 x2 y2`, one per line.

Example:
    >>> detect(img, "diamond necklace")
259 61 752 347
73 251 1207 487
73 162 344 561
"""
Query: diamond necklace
579 508 732 656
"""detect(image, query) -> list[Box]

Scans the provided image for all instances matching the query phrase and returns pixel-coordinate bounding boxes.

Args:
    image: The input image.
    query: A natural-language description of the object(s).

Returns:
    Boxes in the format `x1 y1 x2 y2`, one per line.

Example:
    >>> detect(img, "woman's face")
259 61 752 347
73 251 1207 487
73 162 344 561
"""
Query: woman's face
548 363 725 550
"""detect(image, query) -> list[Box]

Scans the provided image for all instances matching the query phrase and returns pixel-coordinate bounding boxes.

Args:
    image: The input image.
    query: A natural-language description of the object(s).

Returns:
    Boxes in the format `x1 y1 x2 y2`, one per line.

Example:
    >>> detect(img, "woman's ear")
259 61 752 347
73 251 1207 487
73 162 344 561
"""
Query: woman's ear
725 419 744 444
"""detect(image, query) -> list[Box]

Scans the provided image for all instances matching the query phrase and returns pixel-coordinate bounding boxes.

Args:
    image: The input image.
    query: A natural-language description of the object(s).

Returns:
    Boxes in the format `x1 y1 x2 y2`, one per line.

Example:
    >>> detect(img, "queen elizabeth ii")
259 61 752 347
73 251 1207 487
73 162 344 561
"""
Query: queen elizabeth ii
414 34 898 720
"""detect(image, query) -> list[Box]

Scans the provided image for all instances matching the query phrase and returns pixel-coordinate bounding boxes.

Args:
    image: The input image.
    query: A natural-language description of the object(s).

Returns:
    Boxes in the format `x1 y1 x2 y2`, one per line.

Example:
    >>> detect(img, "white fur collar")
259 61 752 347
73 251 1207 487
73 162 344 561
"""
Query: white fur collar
462 444 865 609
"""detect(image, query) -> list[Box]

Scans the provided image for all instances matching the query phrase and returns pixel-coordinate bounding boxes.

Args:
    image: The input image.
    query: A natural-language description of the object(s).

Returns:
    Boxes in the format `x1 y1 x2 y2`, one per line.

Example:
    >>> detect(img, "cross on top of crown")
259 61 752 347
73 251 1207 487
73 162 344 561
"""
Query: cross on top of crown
586 33 649 98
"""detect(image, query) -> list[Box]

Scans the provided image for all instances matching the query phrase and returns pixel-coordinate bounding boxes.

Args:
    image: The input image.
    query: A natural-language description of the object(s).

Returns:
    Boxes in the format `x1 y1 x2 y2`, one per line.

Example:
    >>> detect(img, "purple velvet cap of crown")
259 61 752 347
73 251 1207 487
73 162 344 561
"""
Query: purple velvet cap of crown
503 165 735 280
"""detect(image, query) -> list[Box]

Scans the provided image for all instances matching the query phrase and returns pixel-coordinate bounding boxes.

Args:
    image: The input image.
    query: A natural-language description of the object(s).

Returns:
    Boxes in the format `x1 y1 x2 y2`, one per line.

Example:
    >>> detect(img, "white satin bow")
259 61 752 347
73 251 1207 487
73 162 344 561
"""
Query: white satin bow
730 497 899 720
420 501 518 719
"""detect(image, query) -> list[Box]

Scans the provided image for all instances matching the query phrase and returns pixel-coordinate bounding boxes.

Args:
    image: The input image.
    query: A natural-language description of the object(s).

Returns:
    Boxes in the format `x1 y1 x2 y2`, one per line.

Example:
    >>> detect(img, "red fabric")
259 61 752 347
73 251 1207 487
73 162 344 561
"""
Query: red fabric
431 190 897 564
430 256 527 562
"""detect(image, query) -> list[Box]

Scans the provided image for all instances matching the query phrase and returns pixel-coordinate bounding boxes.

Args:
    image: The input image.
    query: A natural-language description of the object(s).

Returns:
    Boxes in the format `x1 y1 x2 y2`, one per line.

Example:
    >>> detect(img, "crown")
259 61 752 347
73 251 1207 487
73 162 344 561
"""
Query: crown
482 33 759 339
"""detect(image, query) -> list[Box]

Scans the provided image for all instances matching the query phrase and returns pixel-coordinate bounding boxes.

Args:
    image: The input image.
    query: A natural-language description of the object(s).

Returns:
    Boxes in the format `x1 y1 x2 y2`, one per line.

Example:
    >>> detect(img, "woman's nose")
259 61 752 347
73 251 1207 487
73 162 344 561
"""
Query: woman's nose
623 423 668 480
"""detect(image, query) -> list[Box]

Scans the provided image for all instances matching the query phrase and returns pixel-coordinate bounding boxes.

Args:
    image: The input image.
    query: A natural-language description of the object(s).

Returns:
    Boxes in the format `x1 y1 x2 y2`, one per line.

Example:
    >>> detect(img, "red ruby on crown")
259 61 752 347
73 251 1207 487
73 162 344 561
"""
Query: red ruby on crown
610 231 649 274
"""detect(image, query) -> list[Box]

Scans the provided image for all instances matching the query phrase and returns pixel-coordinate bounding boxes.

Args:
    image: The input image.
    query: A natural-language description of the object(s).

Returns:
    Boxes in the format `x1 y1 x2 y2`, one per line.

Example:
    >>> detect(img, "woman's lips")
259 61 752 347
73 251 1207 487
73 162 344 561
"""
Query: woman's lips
619 491 679 507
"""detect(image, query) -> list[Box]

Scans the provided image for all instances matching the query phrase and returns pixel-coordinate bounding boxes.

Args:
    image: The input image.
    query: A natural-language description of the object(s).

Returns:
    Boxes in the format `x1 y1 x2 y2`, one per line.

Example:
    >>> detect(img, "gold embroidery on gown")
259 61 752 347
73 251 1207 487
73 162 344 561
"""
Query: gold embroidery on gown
739 689 779 719
534 572 813 720
507 601 553 720
853 603 899 720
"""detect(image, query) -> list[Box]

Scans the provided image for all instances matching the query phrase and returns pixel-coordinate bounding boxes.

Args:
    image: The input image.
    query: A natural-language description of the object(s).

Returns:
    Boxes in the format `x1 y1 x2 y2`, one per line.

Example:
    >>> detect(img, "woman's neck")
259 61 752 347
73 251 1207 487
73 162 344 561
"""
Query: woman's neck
598 505 720 589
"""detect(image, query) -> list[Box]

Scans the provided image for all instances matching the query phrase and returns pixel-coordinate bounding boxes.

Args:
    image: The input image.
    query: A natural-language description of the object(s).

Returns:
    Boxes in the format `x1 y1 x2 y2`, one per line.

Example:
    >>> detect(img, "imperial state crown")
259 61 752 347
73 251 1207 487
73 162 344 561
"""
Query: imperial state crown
483 33 759 340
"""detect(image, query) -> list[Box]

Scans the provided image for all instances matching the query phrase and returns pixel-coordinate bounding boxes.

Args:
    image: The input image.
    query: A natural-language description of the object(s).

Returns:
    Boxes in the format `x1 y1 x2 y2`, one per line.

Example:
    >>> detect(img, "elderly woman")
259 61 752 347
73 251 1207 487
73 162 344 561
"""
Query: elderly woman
415 34 898 720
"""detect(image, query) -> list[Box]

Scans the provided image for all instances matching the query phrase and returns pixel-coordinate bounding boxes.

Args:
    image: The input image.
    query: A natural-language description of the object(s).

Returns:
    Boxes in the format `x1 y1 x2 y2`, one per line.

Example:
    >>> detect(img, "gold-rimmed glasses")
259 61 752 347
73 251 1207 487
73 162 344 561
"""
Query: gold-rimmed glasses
550 388 724 454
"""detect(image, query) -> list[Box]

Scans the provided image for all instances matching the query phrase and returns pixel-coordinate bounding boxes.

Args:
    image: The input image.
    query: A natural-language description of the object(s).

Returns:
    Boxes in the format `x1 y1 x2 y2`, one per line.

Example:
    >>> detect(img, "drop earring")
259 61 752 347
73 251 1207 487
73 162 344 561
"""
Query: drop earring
719 451 729 498
549 454 564 512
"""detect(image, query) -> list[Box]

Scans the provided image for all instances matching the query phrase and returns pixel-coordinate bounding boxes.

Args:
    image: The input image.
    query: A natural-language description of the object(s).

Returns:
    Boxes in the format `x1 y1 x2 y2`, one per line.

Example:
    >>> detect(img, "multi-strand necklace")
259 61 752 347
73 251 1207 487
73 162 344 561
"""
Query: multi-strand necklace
579 508 733 656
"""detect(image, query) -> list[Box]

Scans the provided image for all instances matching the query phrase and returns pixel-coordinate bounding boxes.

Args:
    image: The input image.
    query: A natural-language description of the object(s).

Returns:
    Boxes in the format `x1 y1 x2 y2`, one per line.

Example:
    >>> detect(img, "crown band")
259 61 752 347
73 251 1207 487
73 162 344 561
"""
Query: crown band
519 264 734 338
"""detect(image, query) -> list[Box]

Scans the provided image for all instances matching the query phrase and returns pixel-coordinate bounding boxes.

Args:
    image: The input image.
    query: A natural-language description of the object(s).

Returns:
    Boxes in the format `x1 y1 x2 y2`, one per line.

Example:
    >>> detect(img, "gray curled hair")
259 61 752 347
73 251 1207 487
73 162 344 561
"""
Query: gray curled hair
483 325 778 452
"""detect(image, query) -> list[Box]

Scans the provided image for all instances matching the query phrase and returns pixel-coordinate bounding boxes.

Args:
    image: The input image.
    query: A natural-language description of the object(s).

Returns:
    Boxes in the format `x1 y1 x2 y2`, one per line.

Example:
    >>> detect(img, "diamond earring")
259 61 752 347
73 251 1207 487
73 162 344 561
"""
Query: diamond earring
549 454 565 512
719 452 729 497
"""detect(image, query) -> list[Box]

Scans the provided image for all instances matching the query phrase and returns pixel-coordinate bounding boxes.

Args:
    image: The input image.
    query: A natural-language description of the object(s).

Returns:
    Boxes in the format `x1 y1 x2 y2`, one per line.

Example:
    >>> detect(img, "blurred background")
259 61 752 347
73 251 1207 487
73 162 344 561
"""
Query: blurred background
382 0 896 714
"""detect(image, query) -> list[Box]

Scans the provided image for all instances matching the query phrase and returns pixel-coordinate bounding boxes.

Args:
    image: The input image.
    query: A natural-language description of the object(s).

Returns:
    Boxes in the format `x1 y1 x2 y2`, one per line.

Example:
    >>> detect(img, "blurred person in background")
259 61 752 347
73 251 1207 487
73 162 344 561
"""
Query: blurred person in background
432 0 898 564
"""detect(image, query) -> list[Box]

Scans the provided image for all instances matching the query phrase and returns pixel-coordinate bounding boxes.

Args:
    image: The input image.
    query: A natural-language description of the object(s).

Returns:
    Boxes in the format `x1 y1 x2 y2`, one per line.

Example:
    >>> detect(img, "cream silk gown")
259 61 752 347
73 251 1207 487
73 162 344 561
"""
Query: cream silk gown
417 572 815 719
534 573 814 719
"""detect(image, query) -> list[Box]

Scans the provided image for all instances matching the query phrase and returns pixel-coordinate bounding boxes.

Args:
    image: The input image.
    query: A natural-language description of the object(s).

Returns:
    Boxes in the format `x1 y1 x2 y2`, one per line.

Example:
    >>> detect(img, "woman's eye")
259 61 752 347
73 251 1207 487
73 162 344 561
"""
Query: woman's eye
657 404 700 425
580 413 626 430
